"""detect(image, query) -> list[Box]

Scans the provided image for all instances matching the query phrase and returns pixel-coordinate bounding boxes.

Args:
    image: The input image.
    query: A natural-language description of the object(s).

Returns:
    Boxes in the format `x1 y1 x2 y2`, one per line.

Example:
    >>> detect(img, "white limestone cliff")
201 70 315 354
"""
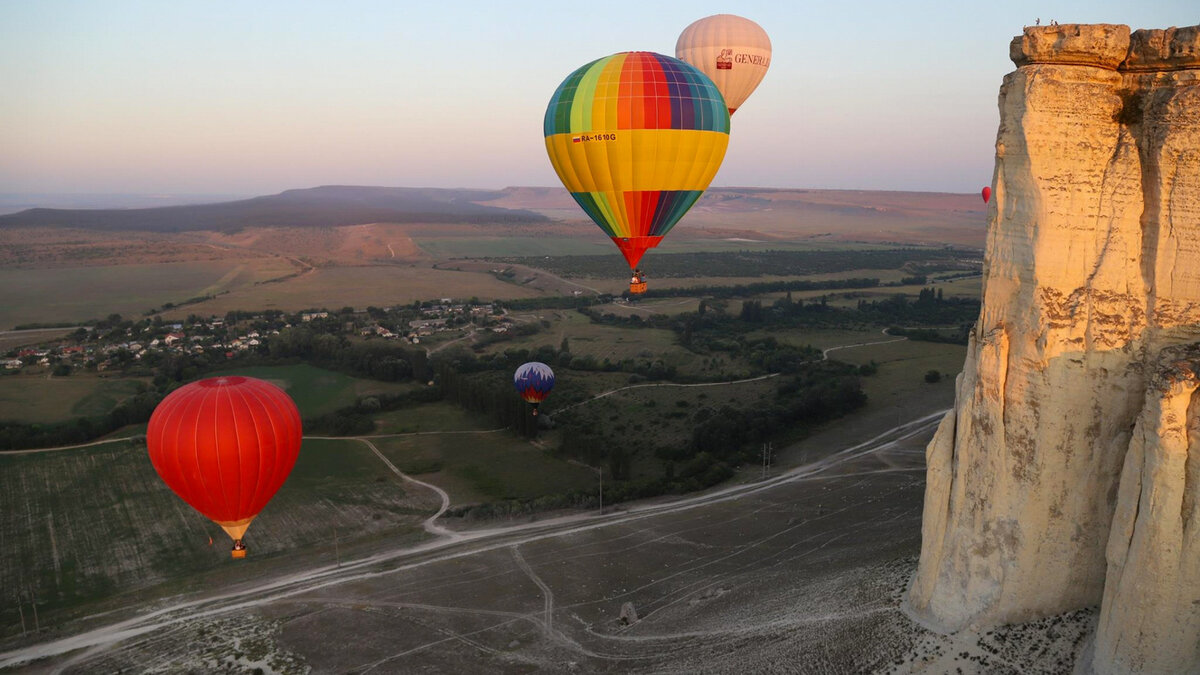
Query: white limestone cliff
1091 344 1200 674
904 23 1200 672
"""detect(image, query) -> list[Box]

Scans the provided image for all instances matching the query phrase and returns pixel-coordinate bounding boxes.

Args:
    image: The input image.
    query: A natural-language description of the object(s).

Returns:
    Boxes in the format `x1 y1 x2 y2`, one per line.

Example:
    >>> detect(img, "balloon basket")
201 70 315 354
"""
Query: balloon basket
630 281 647 295
231 549 247 559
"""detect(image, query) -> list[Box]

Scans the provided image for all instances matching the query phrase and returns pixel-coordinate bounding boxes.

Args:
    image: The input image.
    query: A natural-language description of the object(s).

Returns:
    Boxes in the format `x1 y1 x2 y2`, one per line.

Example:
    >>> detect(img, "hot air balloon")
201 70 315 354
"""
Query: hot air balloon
147 376 302 559
514 362 555 416
981 186 992 203
676 14 772 115
544 52 730 294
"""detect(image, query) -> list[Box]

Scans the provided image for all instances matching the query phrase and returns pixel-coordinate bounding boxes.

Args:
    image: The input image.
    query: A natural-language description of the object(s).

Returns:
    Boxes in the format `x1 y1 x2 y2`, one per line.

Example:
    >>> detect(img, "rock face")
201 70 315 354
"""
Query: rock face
1093 345 1200 674
904 23 1200 672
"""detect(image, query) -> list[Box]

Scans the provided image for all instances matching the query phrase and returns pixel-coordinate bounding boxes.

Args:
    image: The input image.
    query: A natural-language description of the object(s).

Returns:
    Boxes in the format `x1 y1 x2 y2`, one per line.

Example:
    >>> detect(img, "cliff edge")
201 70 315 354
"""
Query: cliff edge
904 23 1200 673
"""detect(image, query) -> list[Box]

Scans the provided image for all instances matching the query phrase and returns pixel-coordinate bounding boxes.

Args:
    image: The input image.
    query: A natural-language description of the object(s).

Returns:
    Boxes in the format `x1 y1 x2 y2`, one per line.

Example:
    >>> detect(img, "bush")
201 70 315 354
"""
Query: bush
925 369 942 383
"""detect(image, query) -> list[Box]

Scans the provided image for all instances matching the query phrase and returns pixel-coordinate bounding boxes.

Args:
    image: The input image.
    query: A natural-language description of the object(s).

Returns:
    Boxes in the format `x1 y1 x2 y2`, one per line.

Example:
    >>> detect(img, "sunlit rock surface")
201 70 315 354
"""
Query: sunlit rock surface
905 23 1200 672
1091 345 1200 674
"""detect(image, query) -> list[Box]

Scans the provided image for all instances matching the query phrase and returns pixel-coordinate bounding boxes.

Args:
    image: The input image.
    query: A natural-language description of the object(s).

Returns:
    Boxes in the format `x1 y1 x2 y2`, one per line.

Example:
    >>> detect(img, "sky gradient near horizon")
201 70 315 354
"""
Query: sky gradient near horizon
1 1 1193 198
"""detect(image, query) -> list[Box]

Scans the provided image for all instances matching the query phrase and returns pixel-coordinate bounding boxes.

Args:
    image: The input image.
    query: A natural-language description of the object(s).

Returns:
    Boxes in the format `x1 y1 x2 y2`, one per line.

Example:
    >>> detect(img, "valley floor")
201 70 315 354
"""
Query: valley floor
0 408 1094 674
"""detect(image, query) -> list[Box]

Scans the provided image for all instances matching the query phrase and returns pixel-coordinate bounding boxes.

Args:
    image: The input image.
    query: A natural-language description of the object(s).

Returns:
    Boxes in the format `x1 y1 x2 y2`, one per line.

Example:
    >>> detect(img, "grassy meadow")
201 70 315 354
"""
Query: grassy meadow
207 364 417 419
0 374 149 424
373 431 598 505
371 401 495 434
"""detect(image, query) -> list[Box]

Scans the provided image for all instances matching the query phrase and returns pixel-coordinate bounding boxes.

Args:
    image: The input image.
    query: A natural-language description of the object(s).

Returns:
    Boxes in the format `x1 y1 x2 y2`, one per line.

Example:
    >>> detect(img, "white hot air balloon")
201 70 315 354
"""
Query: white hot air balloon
676 14 772 115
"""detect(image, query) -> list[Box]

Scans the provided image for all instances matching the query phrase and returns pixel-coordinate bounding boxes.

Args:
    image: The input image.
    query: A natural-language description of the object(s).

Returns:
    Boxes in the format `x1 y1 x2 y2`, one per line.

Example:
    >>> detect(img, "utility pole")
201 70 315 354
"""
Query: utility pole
761 442 773 479
334 528 341 568
29 590 39 633
598 466 603 515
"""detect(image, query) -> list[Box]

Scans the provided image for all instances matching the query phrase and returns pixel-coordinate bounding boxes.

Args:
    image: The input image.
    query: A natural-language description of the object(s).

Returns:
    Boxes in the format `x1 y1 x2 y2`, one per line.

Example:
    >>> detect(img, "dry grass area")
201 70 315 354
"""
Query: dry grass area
199 223 428 264
0 258 298 328
0 227 262 269
0 328 77 353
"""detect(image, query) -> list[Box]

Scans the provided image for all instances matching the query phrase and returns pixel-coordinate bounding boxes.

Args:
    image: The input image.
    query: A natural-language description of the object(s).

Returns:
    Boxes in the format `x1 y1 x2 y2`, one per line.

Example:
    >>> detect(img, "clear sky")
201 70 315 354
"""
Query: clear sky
1 0 1192 196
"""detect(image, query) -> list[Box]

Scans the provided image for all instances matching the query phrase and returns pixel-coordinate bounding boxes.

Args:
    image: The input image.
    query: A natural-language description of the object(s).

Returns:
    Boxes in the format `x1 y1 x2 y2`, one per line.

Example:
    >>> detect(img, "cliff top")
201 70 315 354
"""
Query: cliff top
1010 23 1200 71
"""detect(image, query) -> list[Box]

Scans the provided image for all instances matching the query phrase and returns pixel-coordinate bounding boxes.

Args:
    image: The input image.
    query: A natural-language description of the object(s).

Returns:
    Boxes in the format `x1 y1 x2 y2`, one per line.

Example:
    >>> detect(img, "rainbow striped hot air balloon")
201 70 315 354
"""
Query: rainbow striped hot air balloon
544 52 730 289
514 362 555 416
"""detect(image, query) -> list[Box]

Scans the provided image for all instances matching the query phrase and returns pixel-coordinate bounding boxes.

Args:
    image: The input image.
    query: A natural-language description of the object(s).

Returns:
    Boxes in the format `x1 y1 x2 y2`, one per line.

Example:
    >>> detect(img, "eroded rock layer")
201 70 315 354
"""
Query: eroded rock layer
904 24 1200 671
1092 344 1200 674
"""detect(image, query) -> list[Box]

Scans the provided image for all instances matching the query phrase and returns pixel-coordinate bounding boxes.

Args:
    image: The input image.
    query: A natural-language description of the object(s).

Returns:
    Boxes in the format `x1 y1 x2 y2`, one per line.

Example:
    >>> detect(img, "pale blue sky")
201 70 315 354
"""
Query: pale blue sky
0 1 1192 196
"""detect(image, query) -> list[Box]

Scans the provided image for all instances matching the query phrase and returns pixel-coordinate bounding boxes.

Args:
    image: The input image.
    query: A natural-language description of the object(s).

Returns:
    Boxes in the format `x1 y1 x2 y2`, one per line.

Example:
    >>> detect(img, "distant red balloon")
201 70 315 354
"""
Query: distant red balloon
981 186 992 203
147 376 302 556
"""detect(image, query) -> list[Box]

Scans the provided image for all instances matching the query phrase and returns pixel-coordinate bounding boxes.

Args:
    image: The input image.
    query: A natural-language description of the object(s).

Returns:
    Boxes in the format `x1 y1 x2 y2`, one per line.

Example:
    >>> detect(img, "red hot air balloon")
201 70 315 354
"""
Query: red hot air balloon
147 376 302 558
982 186 992 203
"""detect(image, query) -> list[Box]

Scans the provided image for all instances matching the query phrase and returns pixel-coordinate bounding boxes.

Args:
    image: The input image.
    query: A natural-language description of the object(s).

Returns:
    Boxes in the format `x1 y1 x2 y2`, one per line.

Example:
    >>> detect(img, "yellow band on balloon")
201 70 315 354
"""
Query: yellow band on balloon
545 129 729 193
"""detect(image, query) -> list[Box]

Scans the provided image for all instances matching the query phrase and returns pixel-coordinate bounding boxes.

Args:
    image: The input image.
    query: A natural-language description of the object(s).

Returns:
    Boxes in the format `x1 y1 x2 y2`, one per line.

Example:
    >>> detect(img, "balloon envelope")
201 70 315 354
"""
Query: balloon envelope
514 362 555 405
147 376 302 541
544 51 730 270
676 14 771 115
982 186 992 203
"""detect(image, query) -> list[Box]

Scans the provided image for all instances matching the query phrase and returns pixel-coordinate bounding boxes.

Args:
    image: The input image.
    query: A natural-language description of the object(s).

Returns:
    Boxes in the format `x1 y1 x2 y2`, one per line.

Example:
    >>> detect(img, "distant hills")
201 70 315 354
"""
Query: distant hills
0 184 989 248
0 185 549 232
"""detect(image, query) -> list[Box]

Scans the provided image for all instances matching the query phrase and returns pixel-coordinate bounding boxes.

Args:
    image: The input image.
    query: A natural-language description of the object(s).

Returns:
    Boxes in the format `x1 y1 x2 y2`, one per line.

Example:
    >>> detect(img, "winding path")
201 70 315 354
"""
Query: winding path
511 545 555 636
821 327 907 360
358 437 458 540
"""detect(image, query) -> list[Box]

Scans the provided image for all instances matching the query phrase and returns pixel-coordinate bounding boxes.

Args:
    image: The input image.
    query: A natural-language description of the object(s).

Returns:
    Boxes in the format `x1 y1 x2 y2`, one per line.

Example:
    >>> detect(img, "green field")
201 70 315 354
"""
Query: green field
0 258 295 329
374 431 597 505
371 401 496 434
0 374 149 424
207 364 416 419
0 436 435 637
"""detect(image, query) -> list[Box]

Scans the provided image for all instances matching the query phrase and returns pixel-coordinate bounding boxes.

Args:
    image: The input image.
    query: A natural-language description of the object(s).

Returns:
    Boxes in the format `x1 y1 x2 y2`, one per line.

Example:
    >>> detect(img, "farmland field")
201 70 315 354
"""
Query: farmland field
0 258 296 329
0 437 436 638
0 374 149 424
158 264 543 320
414 235 899 259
